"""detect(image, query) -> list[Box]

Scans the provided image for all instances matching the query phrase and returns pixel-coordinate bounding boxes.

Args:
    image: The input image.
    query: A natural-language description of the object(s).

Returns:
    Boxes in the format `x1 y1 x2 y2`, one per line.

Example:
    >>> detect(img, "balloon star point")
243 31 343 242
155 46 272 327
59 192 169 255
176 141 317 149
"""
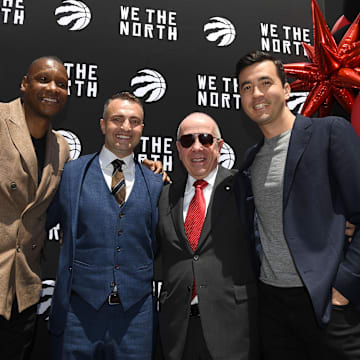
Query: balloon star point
284 0 360 117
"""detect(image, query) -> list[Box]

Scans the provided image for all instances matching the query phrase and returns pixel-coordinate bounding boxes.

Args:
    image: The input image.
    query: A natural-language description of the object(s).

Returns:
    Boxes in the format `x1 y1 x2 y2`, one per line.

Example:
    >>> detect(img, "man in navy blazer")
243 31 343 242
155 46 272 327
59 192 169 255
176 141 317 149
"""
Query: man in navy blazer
47 92 163 359
236 51 360 359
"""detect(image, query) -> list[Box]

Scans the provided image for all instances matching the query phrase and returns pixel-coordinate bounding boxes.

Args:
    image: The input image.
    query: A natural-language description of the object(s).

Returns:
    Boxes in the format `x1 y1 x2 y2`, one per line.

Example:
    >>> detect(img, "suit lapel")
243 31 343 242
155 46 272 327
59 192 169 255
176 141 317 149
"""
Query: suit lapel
197 166 234 249
283 115 312 208
169 178 191 252
34 127 58 205
70 153 98 243
171 167 235 253
6 99 38 192
135 160 161 240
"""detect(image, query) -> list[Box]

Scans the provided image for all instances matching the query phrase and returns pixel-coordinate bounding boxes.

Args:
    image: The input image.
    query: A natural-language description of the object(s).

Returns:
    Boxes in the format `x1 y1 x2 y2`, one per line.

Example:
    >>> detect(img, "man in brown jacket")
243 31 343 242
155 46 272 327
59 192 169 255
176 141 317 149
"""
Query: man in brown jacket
0 56 70 360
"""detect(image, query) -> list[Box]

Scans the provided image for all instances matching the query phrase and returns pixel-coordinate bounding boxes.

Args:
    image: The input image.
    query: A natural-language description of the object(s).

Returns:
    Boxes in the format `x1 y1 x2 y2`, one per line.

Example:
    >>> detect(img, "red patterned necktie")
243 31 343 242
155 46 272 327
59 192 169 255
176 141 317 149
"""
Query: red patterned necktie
111 159 126 206
184 179 208 298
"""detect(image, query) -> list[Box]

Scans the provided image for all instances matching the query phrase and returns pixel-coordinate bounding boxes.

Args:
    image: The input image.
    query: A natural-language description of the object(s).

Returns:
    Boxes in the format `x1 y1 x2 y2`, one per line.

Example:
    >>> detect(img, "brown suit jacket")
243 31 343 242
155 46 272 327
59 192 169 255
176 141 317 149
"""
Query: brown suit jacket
0 98 69 319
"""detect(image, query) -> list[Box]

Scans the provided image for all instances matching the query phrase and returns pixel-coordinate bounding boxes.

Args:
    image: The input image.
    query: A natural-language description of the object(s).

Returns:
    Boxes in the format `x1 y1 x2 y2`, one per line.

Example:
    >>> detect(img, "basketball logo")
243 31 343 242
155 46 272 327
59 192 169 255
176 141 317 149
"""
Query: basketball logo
130 69 167 103
57 129 82 160
55 0 91 31
219 141 236 169
204 17 236 47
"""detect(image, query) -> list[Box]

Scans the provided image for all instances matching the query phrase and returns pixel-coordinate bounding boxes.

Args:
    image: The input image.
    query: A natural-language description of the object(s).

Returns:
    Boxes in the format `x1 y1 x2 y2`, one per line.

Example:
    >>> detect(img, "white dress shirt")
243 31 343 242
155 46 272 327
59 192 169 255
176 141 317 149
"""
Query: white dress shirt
182 166 218 222
99 145 136 202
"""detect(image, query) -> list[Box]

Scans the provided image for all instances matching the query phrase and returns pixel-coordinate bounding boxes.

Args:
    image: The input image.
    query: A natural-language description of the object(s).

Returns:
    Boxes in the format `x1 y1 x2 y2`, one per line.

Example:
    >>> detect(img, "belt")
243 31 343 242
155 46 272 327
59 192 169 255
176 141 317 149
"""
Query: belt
190 304 200 317
108 292 121 305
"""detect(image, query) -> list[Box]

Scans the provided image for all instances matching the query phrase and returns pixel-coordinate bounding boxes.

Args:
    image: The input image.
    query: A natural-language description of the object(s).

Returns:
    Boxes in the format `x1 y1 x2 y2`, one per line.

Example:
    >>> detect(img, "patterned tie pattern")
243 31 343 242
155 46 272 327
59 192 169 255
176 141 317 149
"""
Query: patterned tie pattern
184 179 208 299
111 159 126 206
184 179 208 250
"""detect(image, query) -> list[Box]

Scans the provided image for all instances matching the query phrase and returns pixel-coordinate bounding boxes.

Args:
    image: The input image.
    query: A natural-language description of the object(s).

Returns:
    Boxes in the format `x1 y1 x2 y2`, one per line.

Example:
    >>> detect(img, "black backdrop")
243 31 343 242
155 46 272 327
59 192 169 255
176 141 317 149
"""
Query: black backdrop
0 0 343 358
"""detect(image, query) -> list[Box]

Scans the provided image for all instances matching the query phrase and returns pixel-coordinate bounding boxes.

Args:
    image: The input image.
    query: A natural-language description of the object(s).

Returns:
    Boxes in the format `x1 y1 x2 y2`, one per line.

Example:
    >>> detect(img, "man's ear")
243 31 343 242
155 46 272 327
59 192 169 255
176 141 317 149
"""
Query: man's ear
20 76 28 93
284 82 291 101
218 139 224 151
100 118 106 135
176 140 183 162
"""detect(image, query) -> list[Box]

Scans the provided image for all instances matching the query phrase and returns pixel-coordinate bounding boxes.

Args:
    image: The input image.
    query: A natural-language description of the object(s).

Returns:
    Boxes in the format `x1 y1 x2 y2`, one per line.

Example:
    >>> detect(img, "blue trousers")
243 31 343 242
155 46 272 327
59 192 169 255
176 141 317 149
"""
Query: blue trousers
51 292 156 360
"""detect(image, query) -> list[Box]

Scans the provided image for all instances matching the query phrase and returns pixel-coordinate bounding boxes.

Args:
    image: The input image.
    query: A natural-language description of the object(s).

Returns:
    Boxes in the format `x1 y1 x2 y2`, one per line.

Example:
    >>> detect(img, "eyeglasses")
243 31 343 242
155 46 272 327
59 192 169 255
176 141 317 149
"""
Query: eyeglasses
178 133 219 148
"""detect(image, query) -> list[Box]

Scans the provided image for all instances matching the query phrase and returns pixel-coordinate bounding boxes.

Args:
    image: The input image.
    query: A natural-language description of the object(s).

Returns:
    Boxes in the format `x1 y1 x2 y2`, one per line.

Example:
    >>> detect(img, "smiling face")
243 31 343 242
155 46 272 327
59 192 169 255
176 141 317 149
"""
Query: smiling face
176 113 223 180
238 60 291 129
100 98 144 158
21 58 68 120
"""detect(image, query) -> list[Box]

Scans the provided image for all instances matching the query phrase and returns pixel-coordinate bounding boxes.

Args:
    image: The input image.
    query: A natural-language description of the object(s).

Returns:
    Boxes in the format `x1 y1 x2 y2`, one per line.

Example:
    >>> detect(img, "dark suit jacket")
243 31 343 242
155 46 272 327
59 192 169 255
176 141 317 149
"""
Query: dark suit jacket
47 152 163 335
156 166 259 360
240 114 360 326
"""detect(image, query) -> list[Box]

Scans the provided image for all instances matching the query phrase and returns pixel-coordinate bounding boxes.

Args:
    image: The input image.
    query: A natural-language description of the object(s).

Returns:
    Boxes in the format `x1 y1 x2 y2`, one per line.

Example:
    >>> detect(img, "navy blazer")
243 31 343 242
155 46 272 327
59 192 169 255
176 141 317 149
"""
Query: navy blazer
46 152 163 335
240 114 360 326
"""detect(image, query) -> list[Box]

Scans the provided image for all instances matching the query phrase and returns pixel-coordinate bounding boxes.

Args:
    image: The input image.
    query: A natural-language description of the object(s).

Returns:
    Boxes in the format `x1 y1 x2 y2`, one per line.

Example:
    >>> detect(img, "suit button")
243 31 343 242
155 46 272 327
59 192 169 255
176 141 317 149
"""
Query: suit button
31 244 37 249
193 255 199 261
16 245 21 252
119 213 124 219
10 182 17 190
116 247 121 252
118 230 123 236
225 185 231 191
69 267 72 272
110 281 115 287
115 265 120 270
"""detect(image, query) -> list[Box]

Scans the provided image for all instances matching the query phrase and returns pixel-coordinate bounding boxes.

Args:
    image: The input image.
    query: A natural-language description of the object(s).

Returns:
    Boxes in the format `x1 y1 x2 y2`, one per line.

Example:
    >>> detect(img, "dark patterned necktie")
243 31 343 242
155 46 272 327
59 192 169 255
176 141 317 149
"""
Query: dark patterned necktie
184 179 208 298
111 159 126 206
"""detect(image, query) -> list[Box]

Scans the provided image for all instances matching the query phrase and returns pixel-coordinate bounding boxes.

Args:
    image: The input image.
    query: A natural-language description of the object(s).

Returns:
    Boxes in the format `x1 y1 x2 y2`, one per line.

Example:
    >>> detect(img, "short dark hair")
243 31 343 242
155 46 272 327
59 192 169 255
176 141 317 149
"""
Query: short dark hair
102 92 144 118
235 50 287 86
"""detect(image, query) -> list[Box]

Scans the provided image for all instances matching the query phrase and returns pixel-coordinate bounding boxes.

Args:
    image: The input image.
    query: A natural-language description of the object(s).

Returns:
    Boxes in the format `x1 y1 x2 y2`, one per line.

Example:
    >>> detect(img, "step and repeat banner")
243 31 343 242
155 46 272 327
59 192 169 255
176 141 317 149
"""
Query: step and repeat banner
0 0 327 357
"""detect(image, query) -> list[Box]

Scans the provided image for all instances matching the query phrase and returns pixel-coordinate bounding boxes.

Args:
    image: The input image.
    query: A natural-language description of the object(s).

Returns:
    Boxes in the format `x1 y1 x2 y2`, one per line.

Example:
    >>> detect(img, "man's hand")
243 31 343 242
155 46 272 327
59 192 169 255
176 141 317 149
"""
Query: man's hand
142 159 171 183
345 221 356 243
332 287 349 306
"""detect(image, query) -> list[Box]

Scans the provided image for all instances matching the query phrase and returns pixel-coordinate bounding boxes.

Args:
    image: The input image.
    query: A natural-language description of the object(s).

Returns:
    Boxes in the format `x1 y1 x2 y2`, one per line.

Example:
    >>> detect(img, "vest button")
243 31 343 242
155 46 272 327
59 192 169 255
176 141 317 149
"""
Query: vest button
119 213 124 218
69 267 72 272
10 182 17 190
115 264 120 270
110 281 115 287
193 255 199 261
116 247 121 252
16 245 21 252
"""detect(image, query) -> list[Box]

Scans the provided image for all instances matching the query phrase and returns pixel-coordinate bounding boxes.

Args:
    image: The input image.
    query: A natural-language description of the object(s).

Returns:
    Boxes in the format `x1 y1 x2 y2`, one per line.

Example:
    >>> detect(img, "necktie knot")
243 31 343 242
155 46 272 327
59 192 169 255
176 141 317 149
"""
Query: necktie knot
194 179 207 190
112 159 124 174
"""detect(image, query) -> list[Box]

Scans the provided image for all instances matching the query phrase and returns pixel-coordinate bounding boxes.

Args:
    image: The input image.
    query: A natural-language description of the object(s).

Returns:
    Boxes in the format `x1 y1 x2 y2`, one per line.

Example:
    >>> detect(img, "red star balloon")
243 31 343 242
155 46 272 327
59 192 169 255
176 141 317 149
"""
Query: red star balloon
284 0 360 119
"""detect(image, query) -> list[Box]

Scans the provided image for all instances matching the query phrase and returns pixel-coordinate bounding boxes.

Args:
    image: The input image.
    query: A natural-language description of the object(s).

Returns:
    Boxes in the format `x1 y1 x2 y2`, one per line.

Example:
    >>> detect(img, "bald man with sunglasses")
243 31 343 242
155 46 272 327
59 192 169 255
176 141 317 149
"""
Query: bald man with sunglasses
155 112 259 360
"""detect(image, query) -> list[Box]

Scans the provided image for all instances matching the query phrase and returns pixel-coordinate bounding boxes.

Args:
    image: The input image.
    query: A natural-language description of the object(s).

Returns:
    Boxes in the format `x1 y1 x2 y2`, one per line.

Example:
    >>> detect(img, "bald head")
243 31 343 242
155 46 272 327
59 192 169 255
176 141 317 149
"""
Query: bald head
27 56 64 76
177 112 221 139
176 112 223 179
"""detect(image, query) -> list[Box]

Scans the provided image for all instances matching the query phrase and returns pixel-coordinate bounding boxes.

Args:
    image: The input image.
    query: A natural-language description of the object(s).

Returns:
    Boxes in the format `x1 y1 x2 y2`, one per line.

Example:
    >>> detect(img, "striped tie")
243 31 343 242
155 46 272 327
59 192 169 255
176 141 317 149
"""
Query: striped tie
111 159 126 206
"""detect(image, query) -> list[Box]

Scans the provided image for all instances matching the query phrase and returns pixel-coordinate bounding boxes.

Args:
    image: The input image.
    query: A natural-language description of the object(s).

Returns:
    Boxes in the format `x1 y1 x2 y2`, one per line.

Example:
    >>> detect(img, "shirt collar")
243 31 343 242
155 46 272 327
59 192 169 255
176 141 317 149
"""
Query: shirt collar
185 166 219 193
99 145 135 171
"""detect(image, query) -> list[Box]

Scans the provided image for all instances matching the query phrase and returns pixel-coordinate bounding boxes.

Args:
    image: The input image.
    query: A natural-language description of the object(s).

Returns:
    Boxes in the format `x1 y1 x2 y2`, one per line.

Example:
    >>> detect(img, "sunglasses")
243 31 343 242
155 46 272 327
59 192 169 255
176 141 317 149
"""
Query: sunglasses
178 133 219 148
